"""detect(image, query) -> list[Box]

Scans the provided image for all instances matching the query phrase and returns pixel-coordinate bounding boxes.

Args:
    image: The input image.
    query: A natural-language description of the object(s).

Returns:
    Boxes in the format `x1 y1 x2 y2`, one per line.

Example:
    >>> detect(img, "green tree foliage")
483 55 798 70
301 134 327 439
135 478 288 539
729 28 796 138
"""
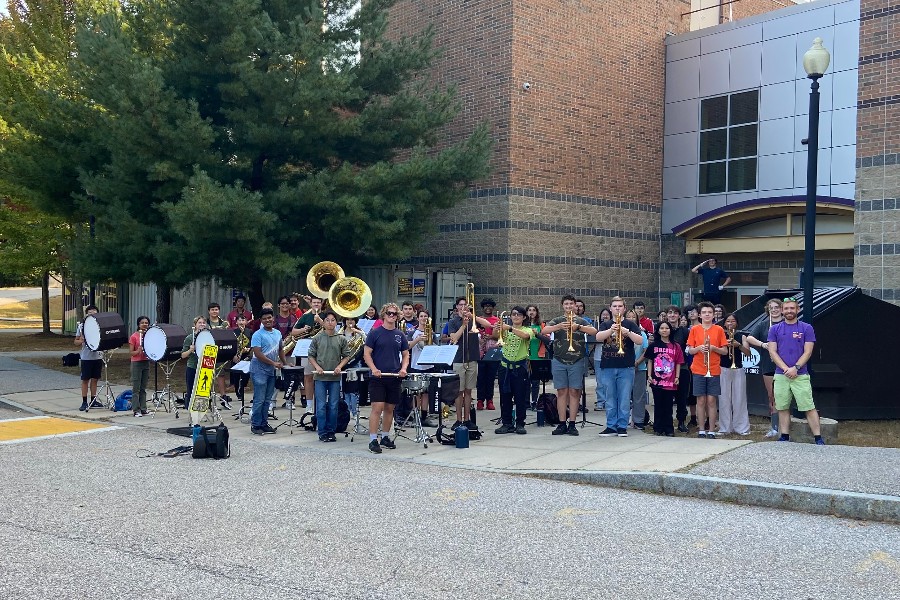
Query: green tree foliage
0 198 66 284
8 0 491 312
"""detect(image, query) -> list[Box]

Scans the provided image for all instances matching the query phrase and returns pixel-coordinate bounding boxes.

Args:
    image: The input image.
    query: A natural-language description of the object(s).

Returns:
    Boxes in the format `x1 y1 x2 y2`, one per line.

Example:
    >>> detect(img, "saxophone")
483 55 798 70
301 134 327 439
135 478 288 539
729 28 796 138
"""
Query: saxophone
424 318 433 345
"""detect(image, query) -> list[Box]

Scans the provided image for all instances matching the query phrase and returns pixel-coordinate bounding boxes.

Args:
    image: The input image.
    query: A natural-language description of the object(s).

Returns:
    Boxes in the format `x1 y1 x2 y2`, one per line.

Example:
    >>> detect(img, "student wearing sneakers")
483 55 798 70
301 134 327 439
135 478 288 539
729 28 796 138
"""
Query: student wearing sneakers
307 311 352 442
128 316 151 417
543 295 598 436
686 302 727 439
767 297 824 445
74 305 104 411
249 308 286 435
493 306 534 435
363 303 410 454
640 320 684 436
596 297 643 437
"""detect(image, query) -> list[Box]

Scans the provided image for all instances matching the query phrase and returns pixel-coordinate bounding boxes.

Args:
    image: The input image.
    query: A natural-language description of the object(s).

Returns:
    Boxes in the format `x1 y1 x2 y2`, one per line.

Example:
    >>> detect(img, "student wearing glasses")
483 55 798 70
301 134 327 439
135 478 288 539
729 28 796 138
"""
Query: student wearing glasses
363 303 410 454
492 306 534 435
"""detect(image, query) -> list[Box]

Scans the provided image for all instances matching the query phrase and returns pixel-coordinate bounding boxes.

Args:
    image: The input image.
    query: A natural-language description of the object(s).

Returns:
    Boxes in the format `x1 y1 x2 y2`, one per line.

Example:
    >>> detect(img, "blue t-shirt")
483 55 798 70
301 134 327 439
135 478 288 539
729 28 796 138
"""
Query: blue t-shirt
249 327 282 376
699 267 728 294
767 321 816 375
365 325 409 372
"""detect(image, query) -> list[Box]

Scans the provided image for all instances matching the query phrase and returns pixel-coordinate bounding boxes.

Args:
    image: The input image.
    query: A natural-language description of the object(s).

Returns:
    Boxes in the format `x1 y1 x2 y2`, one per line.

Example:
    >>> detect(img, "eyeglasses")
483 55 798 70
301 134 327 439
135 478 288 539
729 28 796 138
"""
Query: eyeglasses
385 311 399 317
782 297 797 302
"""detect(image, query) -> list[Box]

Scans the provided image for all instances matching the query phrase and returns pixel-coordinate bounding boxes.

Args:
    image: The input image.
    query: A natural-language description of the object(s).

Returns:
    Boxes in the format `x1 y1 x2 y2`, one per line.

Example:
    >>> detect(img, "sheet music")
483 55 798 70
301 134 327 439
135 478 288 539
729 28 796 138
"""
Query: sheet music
417 344 457 366
230 360 250 374
291 338 313 358
357 319 376 334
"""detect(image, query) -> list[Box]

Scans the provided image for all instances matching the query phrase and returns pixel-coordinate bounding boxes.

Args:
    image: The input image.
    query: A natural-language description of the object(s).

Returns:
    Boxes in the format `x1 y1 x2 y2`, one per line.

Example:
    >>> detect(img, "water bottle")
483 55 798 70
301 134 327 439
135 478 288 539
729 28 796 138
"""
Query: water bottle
536 403 545 427
455 421 469 448
192 424 201 444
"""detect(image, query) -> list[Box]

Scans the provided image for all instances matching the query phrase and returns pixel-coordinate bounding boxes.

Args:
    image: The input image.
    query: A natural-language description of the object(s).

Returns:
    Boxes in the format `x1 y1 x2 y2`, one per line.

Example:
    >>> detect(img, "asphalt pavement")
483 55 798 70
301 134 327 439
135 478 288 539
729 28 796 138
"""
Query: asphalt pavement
1 426 898 600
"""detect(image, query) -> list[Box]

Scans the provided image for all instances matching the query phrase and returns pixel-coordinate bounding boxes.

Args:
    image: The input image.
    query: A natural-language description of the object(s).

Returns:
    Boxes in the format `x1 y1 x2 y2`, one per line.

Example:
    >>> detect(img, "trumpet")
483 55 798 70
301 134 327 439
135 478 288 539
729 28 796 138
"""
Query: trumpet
496 311 508 347
424 318 433 345
703 334 713 378
566 310 575 352
614 312 625 355
728 328 739 369
465 282 478 333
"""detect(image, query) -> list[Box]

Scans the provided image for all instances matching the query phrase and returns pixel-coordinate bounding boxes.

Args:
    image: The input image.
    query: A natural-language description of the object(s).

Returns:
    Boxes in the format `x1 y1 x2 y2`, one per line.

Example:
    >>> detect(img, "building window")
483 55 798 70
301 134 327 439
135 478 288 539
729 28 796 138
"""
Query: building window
699 90 758 194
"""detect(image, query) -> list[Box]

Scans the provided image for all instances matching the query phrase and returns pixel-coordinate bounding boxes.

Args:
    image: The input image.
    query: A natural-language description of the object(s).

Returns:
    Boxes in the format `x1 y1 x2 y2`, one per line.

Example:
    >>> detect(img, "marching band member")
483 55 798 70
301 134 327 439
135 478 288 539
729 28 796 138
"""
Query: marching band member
476 298 500 411
249 308 286 435
293 296 324 407
128 316 151 417
180 316 207 409
596 297 643 437
493 306 534 435
625 308 650 430
340 316 366 416
409 309 438 428
230 314 253 403
75 305 103 411
227 294 253 328
640 320 684 437
593 307 612 411
525 305 550 408
308 311 352 442
363 303 410 454
446 297 492 429
718 313 751 435
543 295 598 436
686 302 727 439
400 301 418 336
290 293 305 318
206 302 232 408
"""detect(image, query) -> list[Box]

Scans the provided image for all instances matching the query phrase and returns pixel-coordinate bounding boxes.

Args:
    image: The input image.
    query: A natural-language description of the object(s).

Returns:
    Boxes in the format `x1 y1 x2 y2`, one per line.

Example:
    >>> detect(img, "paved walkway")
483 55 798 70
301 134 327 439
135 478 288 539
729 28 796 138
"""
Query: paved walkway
1 354 898 523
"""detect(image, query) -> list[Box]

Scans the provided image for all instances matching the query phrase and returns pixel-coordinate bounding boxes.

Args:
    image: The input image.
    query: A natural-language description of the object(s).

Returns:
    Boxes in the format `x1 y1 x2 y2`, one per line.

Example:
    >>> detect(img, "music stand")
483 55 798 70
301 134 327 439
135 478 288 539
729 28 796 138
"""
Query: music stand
578 372 604 429
418 345 457 439
87 350 117 413
275 365 305 433
229 360 251 423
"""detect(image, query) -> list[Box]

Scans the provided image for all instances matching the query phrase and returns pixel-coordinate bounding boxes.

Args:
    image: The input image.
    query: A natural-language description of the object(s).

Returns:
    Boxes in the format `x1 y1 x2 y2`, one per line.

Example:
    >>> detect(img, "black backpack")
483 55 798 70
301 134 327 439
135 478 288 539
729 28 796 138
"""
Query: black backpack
192 424 231 459
538 393 560 425
300 400 352 433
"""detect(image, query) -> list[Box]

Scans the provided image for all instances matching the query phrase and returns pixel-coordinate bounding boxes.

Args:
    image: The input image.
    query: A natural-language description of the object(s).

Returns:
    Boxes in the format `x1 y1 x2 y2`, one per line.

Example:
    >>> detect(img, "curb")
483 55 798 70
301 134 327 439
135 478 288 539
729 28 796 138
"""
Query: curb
526 470 900 524
0 395 44 416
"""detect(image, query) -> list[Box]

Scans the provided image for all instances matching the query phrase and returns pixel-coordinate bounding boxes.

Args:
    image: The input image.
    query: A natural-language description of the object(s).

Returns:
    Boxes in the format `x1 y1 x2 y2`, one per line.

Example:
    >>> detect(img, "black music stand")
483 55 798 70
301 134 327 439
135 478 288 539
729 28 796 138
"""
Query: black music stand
417 345 457 441
578 372 604 429
275 365 306 434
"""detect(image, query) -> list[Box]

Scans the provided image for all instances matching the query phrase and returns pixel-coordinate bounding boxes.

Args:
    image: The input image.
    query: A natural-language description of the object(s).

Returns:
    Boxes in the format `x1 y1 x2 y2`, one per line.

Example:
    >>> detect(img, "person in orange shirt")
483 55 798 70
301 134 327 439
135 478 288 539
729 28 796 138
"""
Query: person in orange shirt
686 302 727 439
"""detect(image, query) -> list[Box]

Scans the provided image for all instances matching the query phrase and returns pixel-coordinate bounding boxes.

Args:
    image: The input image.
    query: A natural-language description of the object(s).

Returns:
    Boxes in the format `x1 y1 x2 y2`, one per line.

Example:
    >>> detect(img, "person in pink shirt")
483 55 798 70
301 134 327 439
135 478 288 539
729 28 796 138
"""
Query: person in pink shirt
129 316 151 416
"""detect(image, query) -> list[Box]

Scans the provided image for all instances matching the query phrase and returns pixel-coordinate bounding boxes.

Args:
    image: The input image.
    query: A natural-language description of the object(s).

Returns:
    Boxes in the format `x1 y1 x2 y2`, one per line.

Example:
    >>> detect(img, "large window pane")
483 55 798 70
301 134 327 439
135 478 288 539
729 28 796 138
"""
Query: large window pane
729 124 757 158
730 90 758 125
700 129 728 161
701 96 728 129
728 158 757 191
700 162 727 194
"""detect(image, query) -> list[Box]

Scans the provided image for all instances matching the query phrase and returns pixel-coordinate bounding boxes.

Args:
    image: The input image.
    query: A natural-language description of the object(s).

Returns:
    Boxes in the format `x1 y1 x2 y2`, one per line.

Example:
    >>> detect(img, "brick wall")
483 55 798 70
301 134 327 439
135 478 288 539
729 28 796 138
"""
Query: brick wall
854 0 900 304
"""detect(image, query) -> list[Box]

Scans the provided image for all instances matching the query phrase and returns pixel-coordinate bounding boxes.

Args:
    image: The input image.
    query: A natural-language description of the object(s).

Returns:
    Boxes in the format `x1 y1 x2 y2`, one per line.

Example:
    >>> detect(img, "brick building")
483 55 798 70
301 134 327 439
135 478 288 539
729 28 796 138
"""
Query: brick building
389 0 898 313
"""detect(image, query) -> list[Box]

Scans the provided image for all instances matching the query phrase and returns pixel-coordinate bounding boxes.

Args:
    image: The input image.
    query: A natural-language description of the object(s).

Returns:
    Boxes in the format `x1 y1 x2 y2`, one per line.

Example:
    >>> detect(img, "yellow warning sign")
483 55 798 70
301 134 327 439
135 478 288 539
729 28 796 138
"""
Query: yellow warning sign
191 345 218 411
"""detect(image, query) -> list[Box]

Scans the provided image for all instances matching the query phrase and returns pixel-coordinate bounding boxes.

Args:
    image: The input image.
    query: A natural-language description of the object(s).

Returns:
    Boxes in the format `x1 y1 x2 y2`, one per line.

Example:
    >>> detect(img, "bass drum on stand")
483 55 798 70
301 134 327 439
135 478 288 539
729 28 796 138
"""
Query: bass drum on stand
143 323 188 362
83 312 128 351
195 329 238 362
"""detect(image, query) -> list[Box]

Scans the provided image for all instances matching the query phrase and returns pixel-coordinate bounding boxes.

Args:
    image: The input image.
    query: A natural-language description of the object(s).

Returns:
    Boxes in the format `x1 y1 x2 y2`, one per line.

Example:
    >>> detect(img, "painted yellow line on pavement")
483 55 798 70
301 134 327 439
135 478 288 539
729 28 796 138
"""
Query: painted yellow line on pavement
0 416 116 443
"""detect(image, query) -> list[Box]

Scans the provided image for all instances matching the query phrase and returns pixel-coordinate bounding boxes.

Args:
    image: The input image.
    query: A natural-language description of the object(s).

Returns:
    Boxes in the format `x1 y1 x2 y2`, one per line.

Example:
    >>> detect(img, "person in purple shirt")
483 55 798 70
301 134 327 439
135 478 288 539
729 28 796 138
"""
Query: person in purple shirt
767 297 824 445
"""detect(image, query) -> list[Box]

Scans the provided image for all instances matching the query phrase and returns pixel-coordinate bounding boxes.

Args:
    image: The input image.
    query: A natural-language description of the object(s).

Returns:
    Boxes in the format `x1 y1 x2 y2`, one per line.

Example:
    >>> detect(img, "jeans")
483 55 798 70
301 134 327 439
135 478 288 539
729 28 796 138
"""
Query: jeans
631 369 648 426
498 362 530 427
600 367 634 430
315 379 342 437
130 360 149 412
251 372 275 428
185 366 196 408
594 359 605 408
344 392 359 415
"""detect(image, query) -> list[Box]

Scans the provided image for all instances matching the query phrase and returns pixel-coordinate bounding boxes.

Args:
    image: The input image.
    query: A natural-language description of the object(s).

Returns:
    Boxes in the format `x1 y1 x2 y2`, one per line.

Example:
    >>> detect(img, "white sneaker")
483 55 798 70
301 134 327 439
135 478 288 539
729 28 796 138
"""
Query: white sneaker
764 429 779 438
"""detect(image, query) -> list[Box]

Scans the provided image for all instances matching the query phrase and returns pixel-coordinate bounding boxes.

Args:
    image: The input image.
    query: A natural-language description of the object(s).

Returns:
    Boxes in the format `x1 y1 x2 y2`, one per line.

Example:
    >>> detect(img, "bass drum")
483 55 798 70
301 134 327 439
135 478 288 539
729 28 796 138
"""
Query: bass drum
83 312 128 351
195 328 238 362
143 323 188 362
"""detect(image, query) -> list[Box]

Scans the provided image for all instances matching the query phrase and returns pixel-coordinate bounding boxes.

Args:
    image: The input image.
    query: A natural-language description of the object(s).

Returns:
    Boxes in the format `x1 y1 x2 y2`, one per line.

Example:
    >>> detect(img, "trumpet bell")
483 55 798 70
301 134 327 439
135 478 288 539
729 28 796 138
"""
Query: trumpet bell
307 261 345 299
329 276 372 319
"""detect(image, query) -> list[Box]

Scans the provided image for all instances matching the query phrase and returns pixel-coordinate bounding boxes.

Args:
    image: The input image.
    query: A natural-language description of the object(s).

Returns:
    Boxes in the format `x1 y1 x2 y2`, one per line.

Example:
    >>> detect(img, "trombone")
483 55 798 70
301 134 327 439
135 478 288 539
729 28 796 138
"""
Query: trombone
465 282 478 333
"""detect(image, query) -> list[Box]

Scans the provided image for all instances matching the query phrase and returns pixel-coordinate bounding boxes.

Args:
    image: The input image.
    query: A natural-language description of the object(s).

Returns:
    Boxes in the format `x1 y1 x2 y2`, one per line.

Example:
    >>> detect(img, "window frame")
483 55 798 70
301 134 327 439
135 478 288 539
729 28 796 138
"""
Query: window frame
698 89 760 195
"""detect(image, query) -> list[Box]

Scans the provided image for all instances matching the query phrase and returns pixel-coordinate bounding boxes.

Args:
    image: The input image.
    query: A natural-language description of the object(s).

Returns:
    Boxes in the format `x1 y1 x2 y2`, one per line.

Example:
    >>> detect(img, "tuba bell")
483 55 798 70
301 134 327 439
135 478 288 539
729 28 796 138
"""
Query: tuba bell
307 261 345 301
329 276 372 319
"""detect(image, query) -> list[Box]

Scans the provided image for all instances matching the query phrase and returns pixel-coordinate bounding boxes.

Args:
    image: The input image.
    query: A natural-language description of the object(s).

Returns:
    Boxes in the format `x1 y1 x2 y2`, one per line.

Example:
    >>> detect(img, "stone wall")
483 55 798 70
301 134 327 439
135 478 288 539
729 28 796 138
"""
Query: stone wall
854 0 900 304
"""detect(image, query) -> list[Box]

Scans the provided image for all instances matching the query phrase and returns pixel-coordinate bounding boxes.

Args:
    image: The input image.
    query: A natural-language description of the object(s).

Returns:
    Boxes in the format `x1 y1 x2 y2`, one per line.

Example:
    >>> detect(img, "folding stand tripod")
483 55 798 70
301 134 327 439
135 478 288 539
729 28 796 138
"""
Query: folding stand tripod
275 366 305 433
150 359 182 416
392 384 432 449
87 350 116 413
525 360 552 427
577 373 604 429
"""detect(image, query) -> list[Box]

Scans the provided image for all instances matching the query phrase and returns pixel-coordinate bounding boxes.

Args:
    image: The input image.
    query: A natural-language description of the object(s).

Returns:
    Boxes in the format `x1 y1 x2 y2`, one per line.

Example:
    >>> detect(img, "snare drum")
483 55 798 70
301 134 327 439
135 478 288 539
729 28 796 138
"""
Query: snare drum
401 373 431 393
83 312 128 351
195 329 238 362
143 323 188 362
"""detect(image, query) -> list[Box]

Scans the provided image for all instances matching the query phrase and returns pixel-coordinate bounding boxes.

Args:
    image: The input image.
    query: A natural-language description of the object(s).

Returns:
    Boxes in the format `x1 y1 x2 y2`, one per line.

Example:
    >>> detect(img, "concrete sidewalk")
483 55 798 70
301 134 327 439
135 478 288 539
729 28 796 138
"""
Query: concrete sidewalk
1 354 898 524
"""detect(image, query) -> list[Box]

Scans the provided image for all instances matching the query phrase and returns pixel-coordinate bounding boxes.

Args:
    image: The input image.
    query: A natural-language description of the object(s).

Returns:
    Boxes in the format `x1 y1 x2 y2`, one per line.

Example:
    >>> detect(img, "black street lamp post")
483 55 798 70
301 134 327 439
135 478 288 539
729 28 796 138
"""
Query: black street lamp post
801 37 830 324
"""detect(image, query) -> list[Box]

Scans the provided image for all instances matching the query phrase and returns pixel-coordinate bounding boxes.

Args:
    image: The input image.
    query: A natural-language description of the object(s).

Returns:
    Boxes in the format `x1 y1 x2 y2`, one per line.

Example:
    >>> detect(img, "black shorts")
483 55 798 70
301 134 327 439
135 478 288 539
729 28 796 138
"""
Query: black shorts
80 359 102 381
368 377 402 405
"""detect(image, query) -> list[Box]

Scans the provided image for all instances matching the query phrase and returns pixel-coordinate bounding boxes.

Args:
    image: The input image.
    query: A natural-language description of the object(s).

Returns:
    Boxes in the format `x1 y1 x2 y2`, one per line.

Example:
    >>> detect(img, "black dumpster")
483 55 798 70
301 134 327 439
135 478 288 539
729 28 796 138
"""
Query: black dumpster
735 287 899 420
